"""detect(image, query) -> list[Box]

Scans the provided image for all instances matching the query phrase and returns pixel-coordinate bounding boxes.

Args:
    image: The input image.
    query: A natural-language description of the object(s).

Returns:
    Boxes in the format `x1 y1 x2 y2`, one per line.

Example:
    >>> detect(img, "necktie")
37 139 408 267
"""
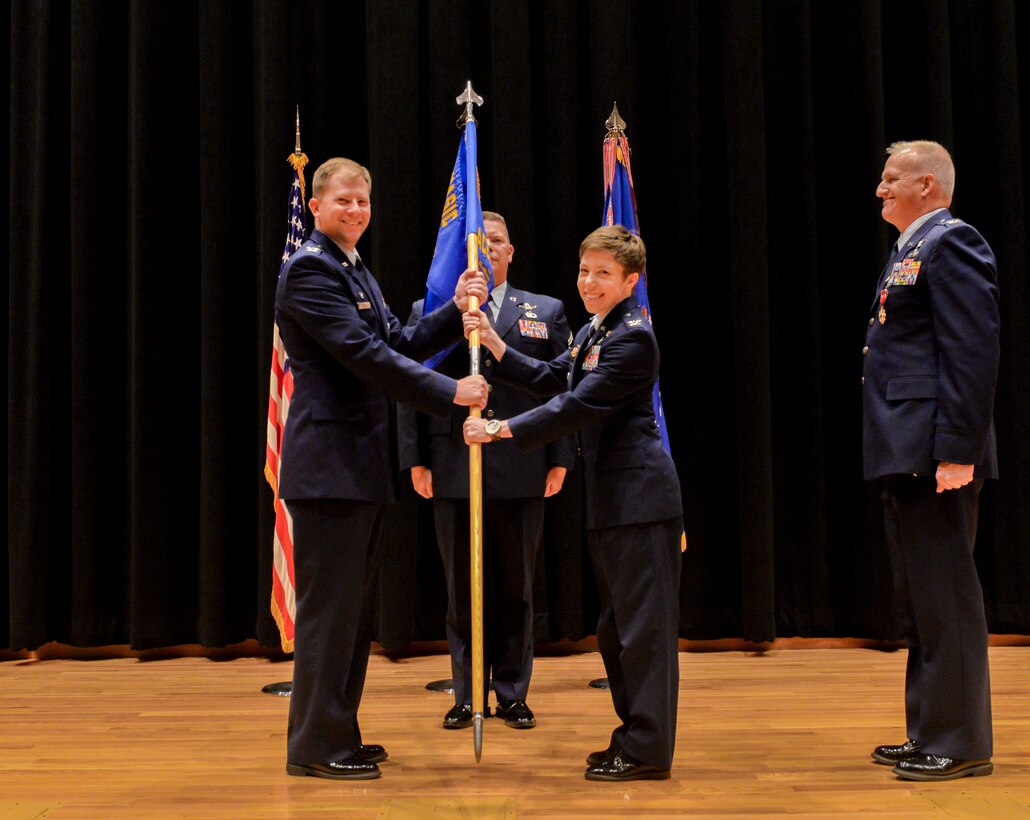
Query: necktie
878 243 903 290
352 260 385 332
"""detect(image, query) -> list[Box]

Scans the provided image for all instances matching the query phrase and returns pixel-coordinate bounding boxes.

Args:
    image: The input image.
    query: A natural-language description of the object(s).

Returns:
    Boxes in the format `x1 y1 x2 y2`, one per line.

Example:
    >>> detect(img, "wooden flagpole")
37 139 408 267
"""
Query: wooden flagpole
456 81 486 762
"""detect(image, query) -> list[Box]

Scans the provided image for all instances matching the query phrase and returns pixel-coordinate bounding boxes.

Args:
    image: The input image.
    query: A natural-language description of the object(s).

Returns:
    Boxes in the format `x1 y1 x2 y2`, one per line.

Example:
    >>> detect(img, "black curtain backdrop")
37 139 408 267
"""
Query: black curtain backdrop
7 0 1029 651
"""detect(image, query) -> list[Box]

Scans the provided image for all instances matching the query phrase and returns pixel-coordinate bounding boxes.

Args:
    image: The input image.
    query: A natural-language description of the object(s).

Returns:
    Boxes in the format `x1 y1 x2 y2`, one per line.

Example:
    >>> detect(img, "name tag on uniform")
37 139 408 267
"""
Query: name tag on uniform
518 319 549 339
583 344 600 371
357 301 372 310
888 259 921 286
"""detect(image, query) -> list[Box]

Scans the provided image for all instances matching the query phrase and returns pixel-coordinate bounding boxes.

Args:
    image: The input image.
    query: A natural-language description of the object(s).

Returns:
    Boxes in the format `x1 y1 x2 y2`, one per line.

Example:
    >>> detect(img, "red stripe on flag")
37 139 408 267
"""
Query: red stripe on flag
271 497 296 651
267 153 307 653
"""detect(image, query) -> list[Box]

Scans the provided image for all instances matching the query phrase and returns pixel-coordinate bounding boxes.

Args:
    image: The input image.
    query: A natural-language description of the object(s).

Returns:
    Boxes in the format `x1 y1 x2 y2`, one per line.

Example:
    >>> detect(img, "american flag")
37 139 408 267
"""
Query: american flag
265 143 308 653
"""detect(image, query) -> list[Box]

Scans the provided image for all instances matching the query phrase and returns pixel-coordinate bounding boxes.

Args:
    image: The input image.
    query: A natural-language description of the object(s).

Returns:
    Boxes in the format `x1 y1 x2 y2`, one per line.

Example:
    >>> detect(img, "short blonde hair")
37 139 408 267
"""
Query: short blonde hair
887 140 955 198
579 225 646 276
311 157 372 198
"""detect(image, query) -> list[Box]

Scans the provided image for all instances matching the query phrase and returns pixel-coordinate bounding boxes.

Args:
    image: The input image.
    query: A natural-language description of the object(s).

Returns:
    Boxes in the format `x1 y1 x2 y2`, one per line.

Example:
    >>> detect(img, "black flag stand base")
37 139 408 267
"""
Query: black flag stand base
425 679 497 695
262 678 453 697
264 678 600 694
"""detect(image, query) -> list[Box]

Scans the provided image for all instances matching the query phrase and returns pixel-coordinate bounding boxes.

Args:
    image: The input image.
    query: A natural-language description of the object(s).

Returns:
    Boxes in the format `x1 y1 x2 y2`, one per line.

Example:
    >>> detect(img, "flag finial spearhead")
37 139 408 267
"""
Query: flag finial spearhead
456 81 484 128
605 102 627 138
287 106 309 191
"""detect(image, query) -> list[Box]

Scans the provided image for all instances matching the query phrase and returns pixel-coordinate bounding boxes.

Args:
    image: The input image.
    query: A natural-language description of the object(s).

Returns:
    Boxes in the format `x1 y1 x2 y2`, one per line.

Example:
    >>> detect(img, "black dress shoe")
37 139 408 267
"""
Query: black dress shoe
871 739 921 765
585 751 670 781
443 703 475 729
355 743 388 763
285 759 381 780
586 746 616 767
495 699 536 729
892 754 993 781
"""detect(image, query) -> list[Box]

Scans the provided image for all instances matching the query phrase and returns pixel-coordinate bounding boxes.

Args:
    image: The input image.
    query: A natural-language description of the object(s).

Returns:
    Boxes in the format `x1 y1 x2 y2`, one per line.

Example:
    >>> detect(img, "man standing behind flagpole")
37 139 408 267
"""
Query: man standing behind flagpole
399 210 574 731
275 156 488 780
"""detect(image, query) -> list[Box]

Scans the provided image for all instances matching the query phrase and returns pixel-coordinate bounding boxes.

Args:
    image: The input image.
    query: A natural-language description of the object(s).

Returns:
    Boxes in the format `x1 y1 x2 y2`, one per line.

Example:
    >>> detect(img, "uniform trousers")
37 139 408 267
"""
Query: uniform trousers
285 499 385 764
588 516 682 770
880 477 992 760
433 496 544 705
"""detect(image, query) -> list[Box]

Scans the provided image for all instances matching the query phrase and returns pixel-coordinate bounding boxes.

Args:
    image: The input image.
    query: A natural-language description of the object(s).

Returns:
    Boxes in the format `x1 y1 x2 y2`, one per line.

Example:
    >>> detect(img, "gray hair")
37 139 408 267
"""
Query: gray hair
887 140 955 199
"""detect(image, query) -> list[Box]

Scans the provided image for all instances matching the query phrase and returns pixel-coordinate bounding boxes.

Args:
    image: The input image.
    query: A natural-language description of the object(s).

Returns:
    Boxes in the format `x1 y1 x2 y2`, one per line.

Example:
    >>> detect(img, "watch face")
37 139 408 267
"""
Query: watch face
485 419 501 435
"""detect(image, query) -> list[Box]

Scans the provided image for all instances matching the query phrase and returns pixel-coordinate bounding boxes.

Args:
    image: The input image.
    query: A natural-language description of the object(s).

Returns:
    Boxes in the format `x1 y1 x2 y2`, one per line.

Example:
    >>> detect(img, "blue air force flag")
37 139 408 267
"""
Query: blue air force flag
422 121 493 370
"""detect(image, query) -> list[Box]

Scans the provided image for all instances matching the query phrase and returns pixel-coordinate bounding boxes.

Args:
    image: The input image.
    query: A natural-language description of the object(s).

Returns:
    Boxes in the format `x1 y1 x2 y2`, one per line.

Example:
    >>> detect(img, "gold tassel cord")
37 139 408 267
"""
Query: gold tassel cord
287 152 309 199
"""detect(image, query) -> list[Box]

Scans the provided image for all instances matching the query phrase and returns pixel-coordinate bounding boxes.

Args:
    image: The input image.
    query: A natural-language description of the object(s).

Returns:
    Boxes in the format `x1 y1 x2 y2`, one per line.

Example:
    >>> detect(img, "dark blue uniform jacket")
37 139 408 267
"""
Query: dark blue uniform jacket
862 211 1000 481
275 229 462 502
495 296 682 529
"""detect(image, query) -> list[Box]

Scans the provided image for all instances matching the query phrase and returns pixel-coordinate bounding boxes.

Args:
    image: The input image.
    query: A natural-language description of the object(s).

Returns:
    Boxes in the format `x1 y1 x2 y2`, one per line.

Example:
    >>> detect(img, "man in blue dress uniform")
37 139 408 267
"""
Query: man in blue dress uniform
863 141 1000 781
275 157 488 780
399 212 574 731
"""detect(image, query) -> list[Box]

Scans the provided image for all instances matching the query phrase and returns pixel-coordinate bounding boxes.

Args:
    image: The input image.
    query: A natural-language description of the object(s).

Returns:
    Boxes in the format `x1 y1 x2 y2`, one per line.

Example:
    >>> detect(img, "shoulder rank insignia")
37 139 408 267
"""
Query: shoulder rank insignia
626 319 642 327
945 218 961 224
304 245 322 253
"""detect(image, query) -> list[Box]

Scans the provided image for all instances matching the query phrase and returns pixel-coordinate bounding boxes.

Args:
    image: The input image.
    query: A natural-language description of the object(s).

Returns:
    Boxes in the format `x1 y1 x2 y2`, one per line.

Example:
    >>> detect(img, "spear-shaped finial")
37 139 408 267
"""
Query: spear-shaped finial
456 81 484 128
605 102 627 138
288 106 309 196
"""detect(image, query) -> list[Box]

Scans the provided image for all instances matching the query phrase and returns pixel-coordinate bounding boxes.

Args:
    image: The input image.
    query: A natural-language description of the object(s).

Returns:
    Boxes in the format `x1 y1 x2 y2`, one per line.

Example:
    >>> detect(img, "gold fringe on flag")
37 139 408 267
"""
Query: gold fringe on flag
287 151 309 199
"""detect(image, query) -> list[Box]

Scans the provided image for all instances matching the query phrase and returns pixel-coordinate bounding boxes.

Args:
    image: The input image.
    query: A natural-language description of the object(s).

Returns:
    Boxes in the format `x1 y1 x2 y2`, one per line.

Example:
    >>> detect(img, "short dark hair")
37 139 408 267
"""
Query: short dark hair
579 225 646 275
311 158 372 198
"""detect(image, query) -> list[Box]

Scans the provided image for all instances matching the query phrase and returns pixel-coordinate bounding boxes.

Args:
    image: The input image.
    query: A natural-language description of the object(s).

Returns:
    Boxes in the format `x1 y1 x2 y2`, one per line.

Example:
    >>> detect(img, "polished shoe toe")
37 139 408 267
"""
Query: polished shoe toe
495 699 536 729
285 759 381 780
871 739 921 765
586 746 616 767
892 754 993 781
355 743 388 763
585 751 670 781
443 703 475 729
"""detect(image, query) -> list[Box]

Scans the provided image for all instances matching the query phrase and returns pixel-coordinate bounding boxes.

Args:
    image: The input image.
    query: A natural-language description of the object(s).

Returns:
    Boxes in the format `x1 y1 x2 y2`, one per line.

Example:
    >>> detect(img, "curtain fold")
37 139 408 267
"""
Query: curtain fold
7 0 1029 651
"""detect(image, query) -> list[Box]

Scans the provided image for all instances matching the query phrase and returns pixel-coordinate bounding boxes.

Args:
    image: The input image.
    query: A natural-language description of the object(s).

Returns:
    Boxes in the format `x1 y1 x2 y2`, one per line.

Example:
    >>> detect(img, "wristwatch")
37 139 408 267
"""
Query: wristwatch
484 418 503 441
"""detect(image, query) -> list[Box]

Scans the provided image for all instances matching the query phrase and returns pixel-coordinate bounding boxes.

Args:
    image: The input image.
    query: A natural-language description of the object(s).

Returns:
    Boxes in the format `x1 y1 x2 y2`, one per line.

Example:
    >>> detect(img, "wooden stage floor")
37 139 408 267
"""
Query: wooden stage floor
1 647 1028 818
